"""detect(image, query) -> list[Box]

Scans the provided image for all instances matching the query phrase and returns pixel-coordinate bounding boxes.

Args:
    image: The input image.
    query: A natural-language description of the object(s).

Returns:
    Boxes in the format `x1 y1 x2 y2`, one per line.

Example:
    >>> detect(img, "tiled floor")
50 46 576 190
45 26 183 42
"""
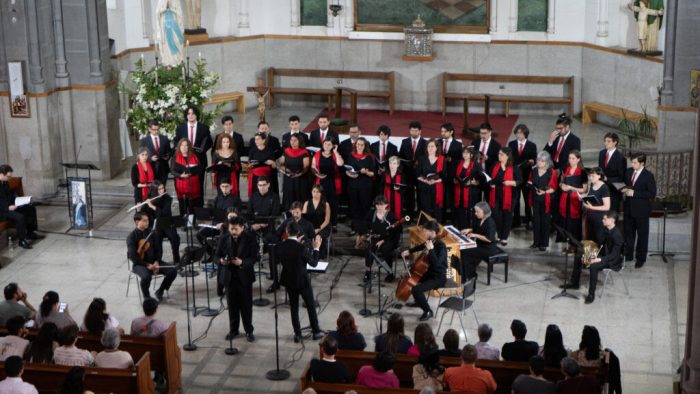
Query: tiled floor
0 108 685 393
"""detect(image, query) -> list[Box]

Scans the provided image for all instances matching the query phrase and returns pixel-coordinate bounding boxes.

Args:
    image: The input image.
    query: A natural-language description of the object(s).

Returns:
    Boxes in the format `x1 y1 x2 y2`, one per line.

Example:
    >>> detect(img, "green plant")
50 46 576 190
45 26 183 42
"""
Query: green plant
616 107 657 150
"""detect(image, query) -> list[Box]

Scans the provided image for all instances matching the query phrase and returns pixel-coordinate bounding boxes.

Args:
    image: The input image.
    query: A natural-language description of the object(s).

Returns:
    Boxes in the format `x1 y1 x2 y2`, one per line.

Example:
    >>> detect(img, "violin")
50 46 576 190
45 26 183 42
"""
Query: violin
355 216 410 250
395 241 431 302
136 230 155 261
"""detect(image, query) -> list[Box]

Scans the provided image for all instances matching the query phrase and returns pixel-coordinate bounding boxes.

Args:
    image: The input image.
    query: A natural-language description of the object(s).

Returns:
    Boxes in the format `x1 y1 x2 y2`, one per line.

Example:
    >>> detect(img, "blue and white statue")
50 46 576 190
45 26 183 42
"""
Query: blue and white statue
156 0 185 67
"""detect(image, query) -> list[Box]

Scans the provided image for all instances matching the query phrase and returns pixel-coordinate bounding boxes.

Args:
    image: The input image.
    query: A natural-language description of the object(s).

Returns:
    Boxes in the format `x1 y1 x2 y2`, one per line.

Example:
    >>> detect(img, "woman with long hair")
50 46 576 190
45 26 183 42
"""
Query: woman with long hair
171 138 203 215
35 291 75 330
312 137 343 227
528 151 558 251
346 138 376 235
412 342 444 391
25 322 58 363
558 150 587 247
374 313 412 354
382 156 406 220
407 322 436 356
81 298 124 336
584 167 612 245
571 325 605 367
416 139 445 222
454 146 484 229
211 133 241 197
328 310 366 350
488 147 522 245
131 147 155 204
280 133 310 210
246 133 277 198
303 185 332 257
539 324 568 368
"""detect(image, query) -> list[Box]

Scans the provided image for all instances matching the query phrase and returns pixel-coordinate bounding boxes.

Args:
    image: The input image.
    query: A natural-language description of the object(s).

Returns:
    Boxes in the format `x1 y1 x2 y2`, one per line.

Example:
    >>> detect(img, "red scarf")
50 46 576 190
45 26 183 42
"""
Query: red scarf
559 165 582 219
384 172 402 219
434 156 445 208
313 151 341 195
454 160 474 208
490 164 514 211
174 154 201 200
137 161 154 201
284 147 308 158
247 164 272 198
351 152 368 160
528 168 558 213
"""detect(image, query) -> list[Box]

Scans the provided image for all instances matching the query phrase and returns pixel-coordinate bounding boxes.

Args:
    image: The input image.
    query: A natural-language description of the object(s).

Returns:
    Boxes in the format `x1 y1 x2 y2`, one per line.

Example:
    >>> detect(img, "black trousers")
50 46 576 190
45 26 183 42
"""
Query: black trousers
348 185 372 227
492 206 513 241
365 238 398 270
287 286 320 335
0 205 37 240
512 186 532 226
570 257 612 296
532 201 551 248
461 246 497 279
586 213 606 245
158 227 181 263
227 280 254 334
132 263 178 299
411 276 445 313
624 214 650 263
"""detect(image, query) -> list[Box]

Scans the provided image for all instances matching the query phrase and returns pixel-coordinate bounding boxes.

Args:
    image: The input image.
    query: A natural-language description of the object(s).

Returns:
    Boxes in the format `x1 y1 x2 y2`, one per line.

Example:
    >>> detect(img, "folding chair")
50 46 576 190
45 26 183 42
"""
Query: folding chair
436 276 478 343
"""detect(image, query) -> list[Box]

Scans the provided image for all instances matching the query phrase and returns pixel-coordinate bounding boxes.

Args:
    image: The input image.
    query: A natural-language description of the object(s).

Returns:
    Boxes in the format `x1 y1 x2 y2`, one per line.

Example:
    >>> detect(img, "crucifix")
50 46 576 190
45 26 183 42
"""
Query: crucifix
246 78 271 122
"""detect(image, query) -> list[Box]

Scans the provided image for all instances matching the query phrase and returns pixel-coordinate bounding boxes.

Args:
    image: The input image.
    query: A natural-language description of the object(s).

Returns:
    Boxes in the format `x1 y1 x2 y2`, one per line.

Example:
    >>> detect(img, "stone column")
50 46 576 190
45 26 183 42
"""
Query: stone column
508 0 518 32
547 0 555 34
326 0 335 33
660 0 677 106
0 4 8 90
52 0 69 86
596 0 609 46
344 0 353 32
238 0 250 35
25 0 45 88
290 0 300 33
490 0 497 33
85 0 102 79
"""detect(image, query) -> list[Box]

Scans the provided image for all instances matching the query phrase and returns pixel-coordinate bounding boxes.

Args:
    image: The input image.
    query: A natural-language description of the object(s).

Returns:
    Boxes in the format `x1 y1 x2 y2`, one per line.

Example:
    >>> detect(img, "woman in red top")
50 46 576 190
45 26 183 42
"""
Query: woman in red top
171 138 203 215
489 147 522 245
312 137 343 227
279 133 310 210
211 133 241 197
557 150 587 245
454 146 484 230
382 156 405 220
528 151 558 251
131 147 154 204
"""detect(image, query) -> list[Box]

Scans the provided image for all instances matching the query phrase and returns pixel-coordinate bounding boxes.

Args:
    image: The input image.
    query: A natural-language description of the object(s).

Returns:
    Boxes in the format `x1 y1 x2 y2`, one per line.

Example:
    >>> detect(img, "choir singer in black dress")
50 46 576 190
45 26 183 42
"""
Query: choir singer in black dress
345 138 376 234
416 139 446 223
453 147 484 230
488 148 522 246
528 151 558 251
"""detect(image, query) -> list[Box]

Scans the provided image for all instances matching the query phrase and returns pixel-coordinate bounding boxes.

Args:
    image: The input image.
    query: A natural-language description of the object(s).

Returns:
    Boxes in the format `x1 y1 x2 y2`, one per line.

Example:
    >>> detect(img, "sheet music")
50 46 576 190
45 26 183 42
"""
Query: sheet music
307 261 328 272
14 196 31 207
306 146 321 153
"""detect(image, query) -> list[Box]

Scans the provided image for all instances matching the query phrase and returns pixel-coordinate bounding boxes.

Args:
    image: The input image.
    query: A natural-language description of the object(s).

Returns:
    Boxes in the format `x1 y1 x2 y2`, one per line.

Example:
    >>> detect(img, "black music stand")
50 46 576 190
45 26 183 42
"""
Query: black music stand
253 215 277 307
61 162 99 234
180 245 206 351
370 251 393 335
265 242 291 381
552 224 581 300
650 200 683 263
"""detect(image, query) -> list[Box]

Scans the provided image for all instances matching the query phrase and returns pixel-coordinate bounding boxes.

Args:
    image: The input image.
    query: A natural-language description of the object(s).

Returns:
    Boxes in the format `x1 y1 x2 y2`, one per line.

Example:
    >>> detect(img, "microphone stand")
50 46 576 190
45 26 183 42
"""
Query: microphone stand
181 246 198 351
252 216 275 307
223 254 239 356
551 224 579 300
358 232 374 317
265 242 290 381
371 251 392 336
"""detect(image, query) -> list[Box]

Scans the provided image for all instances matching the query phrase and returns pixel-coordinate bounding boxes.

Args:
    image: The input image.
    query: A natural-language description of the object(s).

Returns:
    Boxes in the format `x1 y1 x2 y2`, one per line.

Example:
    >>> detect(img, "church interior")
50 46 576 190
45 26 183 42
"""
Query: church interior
0 0 699 393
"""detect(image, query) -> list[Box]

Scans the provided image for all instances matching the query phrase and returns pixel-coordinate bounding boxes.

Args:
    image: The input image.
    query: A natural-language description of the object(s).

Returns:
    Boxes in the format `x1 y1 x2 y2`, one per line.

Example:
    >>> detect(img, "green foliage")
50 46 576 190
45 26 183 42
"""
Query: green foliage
518 0 547 32
118 59 223 140
616 107 657 150
301 0 328 26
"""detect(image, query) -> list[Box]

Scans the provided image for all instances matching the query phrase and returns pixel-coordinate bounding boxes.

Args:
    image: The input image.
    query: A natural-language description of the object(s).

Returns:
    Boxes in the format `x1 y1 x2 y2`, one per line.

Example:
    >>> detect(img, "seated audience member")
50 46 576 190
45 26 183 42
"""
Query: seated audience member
475 323 500 360
407 322 436 356
438 329 461 358
81 297 124 336
539 324 569 368
53 325 94 367
502 319 539 362
355 351 400 389
59 366 95 394
570 325 606 367
512 355 556 394
413 343 444 391
301 389 317 394
309 335 351 383
374 313 412 354
35 290 76 330
327 310 367 351
25 322 59 363
130 298 170 337
0 356 38 394
0 316 30 361
94 328 134 369
0 283 36 326
443 344 497 394
556 357 600 394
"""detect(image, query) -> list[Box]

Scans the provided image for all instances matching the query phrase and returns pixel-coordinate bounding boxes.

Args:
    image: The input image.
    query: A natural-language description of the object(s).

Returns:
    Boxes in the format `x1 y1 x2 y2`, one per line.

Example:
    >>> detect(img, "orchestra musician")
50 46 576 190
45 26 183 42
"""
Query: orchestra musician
248 176 281 234
171 138 203 215
140 181 181 264
382 156 406 220
303 185 332 258
438 123 463 216
621 153 657 268
311 138 343 228
345 138 376 235
246 133 278 199
528 152 558 251
583 168 611 246
214 217 257 343
279 134 310 210
598 133 627 213
453 146 484 230
557 150 587 247
488 147 522 246
361 196 401 284
398 121 427 217
139 120 171 184
370 125 398 195
126 212 178 301
281 115 310 148
276 223 325 343
131 148 155 204
508 124 537 229
211 133 241 197
400 220 447 321
269 201 315 293
459 201 499 280
0 165 39 249
416 139 446 223
196 180 242 256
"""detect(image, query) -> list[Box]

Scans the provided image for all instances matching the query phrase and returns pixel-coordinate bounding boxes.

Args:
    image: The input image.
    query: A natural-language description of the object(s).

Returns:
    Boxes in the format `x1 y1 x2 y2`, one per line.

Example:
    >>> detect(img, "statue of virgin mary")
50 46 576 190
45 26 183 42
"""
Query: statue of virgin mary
155 0 185 67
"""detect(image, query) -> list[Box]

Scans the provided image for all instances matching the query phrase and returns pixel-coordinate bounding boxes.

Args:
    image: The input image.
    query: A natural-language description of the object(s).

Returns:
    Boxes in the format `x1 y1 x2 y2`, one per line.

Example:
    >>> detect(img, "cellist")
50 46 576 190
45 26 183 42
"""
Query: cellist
126 212 178 301
399 220 447 321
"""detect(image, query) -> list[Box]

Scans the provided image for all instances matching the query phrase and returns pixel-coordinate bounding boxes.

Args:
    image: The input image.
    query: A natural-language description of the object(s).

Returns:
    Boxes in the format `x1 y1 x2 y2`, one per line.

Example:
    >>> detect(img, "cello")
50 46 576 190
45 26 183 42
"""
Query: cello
395 242 431 302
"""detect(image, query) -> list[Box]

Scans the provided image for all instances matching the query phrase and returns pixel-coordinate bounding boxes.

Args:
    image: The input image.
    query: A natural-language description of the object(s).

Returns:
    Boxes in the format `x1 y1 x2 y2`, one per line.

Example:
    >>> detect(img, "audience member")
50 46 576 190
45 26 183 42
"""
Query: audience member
309 335 351 383
539 324 569 368
419 388 436 394
511 355 556 394
81 298 124 336
130 298 170 337
0 283 36 326
25 322 58 363
0 356 38 394
0 316 30 361
407 322 436 356
35 290 75 330
474 323 500 360
327 310 366 351
570 325 606 367
412 342 444 391
355 351 400 389
59 366 96 394
94 328 134 369
438 329 461 358
53 325 94 367
501 319 538 362
301 389 317 394
442 344 497 393
374 313 412 354
556 357 600 394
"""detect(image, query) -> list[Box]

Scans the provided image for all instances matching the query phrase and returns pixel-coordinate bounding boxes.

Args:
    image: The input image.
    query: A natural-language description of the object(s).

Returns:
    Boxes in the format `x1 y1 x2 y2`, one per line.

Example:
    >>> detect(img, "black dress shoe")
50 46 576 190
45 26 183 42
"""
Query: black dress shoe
246 332 256 342
529 244 537 249
419 310 434 321
293 334 301 343
266 284 280 293
585 294 595 304
384 274 395 283
312 331 325 340
538 247 547 252
225 331 240 340
18 239 32 249
155 289 164 301
559 283 580 290
635 261 645 268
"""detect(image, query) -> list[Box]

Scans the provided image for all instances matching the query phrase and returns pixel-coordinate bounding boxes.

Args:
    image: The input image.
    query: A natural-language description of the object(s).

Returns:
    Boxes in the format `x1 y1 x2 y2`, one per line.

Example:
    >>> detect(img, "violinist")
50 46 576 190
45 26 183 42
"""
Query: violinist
459 201 499 281
454 146 484 230
399 220 447 322
131 147 155 204
269 201 315 293
171 138 203 215
362 196 402 284
126 212 178 301
140 181 181 264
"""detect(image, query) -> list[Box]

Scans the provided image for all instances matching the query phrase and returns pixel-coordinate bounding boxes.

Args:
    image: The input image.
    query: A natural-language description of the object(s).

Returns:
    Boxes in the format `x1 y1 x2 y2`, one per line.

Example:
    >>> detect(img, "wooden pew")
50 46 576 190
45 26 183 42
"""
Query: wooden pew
582 101 658 128
266 68 396 114
0 322 182 394
0 352 154 394
0 176 24 250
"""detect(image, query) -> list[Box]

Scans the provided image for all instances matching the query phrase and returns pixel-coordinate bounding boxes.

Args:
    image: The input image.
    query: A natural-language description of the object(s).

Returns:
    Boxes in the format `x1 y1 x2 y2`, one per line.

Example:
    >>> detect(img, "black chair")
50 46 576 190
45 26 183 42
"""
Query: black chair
486 248 509 285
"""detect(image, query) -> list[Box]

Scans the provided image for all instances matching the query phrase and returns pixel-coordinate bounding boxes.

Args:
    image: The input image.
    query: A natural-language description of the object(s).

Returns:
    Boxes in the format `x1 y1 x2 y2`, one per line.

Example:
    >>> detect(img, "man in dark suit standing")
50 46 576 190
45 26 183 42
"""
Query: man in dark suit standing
598 132 627 213
217 115 246 157
268 201 315 292
281 115 310 149
501 319 539 362
370 125 398 194
622 154 656 268
276 222 324 342
338 124 361 162
214 217 258 343
398 121 426 216
438 123 463 218
507 125 537 228
308 114 338 148
139 120 171 185
544 114 581 171
471 123 501 173
175 106 213 193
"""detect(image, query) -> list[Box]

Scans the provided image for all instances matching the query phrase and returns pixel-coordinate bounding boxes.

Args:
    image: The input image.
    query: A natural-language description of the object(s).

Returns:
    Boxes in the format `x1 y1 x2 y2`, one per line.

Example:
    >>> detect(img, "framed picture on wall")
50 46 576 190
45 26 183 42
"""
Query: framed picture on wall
68 177 90 230
8 61 30 118
354 0 490 33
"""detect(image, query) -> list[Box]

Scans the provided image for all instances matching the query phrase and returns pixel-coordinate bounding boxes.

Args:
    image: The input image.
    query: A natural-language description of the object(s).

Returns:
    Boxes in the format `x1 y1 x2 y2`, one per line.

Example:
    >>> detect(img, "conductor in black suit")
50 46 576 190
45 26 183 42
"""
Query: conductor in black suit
398 121 427 215
175 106 213 193
139 120 171 184
438 123 463 215
308 114 338 148
276 222 325 342
214 217 258 342
621 154 657 268
471 123 501 173
598 132 627 213
507 125 537 228
544 114 581 171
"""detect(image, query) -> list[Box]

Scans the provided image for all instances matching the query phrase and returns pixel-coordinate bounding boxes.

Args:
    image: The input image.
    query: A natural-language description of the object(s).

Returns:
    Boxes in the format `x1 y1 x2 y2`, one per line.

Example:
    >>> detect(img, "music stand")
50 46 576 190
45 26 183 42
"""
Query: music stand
180 245 206 351
370 251 392 335
252 215 278 307
355 220 373 317
61 162 100 235
650 199 682 263
552 224 581 300
265 242 291 381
